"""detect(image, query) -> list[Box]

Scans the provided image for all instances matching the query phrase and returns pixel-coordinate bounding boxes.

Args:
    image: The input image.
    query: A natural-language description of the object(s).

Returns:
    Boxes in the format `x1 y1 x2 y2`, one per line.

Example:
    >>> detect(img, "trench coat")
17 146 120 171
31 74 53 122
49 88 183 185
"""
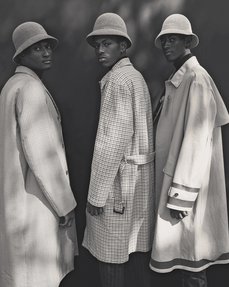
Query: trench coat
0 66 78 287
150 56 229 273
82 58 154 263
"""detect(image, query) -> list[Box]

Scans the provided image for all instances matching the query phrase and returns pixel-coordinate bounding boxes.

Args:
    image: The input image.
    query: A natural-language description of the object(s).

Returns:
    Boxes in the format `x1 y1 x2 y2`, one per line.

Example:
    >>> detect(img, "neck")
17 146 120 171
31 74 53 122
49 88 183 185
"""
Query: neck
111 55 128 68
174 52 193 71
32 69 44 79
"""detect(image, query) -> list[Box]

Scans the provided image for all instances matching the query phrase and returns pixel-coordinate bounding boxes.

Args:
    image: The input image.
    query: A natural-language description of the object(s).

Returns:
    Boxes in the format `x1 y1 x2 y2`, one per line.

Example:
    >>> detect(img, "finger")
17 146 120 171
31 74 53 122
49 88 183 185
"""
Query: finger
88 209 94 216
59 220 67 227
87 206 93 215
98 207 104 215
88 208 92 215
67 218 73 227
59 218 66 225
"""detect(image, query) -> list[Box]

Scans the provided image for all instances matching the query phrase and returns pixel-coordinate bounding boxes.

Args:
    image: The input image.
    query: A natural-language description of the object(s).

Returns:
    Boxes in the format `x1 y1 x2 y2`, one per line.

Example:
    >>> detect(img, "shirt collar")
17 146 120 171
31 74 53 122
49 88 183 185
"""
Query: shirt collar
100 57 132 89
168 56 200 88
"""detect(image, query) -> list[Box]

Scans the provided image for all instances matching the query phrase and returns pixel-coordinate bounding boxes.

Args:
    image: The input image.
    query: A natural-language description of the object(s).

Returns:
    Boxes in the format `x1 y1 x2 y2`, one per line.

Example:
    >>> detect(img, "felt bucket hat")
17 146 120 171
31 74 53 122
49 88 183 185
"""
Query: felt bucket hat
12 21 58 62
155 14 199 49
86 13 132 48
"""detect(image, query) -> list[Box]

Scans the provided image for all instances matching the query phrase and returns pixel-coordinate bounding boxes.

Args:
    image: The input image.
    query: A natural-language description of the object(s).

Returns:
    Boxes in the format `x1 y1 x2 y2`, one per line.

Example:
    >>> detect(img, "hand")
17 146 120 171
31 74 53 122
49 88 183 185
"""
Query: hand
86 201 104 216
170 209 188 220
59 210 74 228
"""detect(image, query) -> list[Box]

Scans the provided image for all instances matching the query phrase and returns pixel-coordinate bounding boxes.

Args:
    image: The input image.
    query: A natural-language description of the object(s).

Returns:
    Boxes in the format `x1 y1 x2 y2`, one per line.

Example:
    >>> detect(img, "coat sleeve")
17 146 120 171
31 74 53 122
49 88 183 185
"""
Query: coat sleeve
87 79 133 207
16 80 76 217
167 78 217 211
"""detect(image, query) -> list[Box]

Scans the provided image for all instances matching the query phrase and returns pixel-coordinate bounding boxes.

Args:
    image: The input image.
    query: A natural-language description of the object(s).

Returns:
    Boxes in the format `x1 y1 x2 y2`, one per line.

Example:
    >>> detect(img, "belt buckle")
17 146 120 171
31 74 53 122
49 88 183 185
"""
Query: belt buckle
113 202 125 214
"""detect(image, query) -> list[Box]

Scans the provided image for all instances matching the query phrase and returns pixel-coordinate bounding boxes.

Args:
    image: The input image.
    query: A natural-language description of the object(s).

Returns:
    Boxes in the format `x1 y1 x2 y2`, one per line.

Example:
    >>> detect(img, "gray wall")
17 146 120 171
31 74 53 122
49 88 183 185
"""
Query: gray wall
0 0 228 286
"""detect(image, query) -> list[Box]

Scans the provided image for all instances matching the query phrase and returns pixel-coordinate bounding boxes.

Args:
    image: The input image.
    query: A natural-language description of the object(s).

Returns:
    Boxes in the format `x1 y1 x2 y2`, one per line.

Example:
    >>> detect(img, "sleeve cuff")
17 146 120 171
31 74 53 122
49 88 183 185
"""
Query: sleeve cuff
87 193 107 207
167 183 199 211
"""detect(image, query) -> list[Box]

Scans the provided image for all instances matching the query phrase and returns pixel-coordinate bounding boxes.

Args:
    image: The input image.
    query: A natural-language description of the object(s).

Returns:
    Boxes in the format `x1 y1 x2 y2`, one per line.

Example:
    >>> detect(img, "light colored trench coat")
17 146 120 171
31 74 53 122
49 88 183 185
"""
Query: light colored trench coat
150 56 229 273
83 58 154 263
0 66 78 287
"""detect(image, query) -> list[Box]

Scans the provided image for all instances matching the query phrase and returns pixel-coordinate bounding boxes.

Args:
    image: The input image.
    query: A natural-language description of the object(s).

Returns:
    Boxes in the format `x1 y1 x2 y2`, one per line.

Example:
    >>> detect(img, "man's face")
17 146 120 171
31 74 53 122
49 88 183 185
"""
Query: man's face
20 40 53 72
93 36 124 68
160 34 187 63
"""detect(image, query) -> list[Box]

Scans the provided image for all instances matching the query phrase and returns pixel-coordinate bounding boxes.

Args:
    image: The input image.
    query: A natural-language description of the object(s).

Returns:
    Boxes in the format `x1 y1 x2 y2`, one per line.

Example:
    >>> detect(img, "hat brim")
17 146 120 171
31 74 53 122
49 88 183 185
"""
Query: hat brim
13 34 58 62
155 29 199 49
86 28 132 48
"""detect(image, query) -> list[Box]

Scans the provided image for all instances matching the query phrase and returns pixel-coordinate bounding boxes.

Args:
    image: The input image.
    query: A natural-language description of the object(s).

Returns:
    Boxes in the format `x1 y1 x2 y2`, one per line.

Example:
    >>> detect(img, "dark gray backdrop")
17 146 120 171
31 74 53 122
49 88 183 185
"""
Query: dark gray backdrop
0 0 228 286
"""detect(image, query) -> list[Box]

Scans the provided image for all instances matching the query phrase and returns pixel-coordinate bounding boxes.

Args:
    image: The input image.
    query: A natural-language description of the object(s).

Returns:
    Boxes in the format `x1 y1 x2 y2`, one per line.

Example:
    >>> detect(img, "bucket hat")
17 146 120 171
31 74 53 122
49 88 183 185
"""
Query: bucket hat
12 21 58 62
86 13 132 48
155 14 199 49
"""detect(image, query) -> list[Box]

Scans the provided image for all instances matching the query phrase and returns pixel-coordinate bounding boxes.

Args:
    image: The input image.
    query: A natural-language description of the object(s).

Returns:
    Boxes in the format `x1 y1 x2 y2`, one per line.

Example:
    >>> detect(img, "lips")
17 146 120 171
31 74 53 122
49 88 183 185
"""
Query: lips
98 57 106 62
164 50 172 56
43 60 52 64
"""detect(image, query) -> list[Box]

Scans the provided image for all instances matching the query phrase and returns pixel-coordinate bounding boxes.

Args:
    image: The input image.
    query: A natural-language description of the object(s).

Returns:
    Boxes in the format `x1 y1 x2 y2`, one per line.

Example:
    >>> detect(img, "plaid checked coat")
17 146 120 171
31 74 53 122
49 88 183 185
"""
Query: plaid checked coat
0 66 77 287
83 58 154 263
150 57 229 273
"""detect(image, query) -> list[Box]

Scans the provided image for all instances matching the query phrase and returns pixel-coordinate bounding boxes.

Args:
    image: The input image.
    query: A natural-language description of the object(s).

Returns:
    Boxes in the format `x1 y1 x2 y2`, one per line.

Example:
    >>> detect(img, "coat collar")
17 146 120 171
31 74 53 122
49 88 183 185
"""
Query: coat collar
168 56 200 88
100 57 132 89
167 57 229 127
15 66 41 81
15 66 61 119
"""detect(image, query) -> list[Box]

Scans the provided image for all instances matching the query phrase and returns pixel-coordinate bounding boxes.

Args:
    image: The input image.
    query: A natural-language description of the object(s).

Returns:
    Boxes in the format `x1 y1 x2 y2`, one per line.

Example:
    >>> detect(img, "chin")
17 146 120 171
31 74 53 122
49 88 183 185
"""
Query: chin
100 63 111 68
43 65 52 70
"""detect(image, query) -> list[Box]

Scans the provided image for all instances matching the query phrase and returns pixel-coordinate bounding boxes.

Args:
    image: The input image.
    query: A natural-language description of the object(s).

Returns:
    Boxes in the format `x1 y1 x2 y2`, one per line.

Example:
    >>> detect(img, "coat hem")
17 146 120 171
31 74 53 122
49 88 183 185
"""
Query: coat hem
58 265 75 285
149 253 229 273
83 244 151 264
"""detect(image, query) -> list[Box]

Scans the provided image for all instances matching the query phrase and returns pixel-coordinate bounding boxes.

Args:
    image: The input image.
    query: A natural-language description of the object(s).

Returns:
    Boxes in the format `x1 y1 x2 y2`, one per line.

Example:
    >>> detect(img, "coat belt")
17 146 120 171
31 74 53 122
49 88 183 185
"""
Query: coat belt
123 153 155 165
113 153 154 214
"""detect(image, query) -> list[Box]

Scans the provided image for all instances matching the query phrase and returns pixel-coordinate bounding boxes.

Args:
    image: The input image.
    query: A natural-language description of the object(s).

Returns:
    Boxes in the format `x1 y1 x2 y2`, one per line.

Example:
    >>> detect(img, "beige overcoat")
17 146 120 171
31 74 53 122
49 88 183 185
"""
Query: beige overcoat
150 57 229 273
83 58 154 263
0 66 78 287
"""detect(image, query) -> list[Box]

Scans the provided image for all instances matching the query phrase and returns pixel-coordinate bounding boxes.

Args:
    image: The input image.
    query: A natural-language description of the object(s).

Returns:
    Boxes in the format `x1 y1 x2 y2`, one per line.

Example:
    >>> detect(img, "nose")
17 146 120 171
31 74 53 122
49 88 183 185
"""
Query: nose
43 47 51 57
97 44 104 54
160 37 171 49
161 39 170 49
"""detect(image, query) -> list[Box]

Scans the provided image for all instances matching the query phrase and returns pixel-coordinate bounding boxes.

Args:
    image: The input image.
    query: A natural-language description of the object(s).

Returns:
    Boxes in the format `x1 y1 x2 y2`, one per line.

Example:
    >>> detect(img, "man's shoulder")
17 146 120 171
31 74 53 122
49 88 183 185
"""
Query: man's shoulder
185 62 212 84
110 64 144 85
1 72 40 96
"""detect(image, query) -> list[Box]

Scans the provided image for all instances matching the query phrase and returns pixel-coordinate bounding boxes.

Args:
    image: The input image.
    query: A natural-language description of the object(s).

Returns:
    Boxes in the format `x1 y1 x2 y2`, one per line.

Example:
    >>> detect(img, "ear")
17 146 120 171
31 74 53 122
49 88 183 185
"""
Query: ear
120 41 127 53
184 36 192 49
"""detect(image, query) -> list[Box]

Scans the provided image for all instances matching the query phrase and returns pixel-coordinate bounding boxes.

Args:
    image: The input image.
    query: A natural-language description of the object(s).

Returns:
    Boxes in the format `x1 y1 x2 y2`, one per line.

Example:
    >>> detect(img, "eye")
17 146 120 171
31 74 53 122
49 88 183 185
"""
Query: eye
94 43 100 49
103 42 111 47
160 38 166 45
33 46 41 51
168 37 176 43
45 44 52 50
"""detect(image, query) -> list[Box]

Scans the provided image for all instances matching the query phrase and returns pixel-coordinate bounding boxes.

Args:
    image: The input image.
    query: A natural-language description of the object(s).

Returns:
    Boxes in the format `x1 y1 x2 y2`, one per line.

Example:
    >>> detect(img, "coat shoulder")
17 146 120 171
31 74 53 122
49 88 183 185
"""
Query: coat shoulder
187 64 212 86
17 76 45 100
110 65 146 89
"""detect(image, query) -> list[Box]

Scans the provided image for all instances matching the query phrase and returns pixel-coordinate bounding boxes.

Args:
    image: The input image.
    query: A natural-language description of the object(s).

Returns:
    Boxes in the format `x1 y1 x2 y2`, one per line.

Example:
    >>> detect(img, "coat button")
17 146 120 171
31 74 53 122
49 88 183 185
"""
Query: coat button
66 170 69 175
174 193 179 197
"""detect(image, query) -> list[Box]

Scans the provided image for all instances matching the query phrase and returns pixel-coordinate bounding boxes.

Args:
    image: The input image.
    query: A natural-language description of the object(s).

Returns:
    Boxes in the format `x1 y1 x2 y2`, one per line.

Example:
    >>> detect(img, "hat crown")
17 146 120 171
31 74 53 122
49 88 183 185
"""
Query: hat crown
86 13 132 48
154 14 199 49
12 22 48 51
161 14 193 34
93 13 127 34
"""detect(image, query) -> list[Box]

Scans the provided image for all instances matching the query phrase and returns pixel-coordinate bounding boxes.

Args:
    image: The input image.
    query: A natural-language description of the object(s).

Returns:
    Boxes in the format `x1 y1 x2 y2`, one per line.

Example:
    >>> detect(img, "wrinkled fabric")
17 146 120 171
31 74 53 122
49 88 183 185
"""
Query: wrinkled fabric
0 66 78 287
83 58 154 263
150 57 229 272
